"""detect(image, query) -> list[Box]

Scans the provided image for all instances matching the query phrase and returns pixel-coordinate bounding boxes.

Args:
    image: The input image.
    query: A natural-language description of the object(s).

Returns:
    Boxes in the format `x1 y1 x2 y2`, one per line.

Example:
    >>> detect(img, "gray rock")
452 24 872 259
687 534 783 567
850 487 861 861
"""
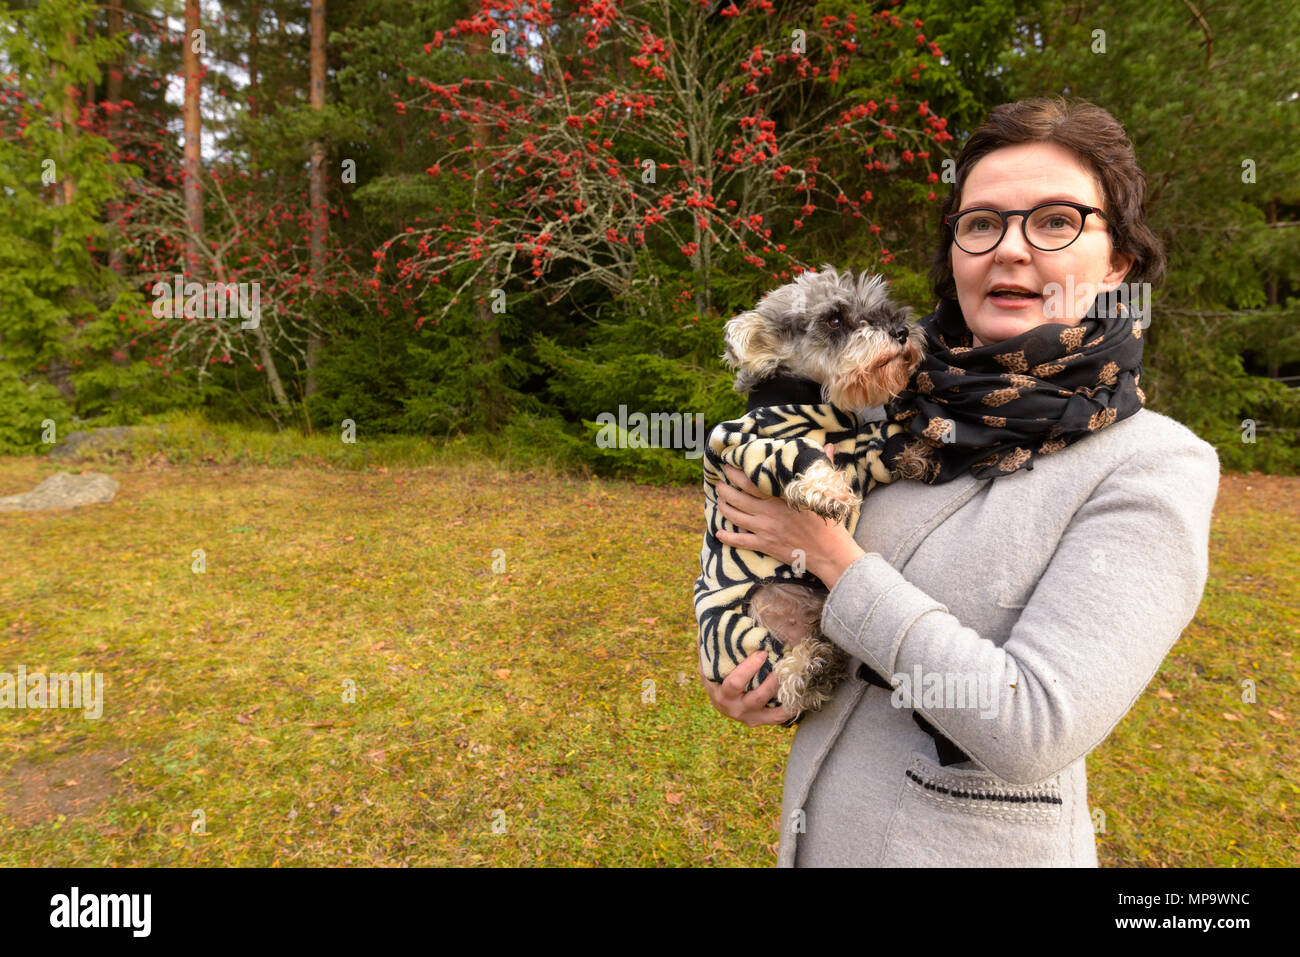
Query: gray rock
47 423 166 462
0 472 120 511
48 426 144 462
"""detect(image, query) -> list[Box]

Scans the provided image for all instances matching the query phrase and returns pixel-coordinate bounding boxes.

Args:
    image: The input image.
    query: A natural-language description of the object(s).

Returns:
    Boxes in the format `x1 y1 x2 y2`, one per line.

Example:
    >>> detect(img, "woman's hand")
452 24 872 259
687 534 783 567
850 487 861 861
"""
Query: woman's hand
714 443 867 588
697 650 798 727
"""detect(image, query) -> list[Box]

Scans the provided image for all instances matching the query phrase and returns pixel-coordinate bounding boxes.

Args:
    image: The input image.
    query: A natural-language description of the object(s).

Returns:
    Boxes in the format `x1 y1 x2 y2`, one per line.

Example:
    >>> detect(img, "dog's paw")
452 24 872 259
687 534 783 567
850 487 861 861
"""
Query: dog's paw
774 634 847 712
775 636 847 713
785 459 859 524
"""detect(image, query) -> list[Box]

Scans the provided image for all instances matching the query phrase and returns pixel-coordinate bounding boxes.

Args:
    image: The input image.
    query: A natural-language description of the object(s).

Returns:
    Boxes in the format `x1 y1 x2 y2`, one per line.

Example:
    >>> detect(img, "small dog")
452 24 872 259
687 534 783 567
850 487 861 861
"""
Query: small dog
694 265 926 717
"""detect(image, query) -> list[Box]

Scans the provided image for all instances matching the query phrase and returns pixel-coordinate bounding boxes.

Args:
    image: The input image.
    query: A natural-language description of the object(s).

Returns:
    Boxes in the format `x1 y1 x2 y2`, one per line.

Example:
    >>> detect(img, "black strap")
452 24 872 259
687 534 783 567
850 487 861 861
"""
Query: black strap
857 662 893 689
746 372 826 412
912 711 971 766
857 663 971 766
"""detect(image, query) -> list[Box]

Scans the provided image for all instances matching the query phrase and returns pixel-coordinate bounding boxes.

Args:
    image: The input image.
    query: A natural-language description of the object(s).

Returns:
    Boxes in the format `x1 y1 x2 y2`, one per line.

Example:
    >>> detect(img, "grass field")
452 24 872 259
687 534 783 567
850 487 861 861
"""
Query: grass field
0 425 1296 866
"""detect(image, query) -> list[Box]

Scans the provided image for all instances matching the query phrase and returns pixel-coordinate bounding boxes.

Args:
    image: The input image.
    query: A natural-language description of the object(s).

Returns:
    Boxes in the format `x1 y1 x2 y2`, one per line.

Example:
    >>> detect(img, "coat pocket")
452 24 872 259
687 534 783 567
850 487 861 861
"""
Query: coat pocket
878 751 1070 867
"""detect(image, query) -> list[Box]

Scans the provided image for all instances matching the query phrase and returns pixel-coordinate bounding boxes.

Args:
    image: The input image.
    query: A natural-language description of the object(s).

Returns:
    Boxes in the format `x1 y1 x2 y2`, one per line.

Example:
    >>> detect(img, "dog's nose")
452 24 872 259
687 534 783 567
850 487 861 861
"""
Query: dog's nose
891 327 910 345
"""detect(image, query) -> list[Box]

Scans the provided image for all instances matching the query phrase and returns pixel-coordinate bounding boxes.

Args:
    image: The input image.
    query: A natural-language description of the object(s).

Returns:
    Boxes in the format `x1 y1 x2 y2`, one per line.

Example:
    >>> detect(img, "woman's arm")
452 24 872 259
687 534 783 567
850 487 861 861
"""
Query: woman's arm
819 435 1220 786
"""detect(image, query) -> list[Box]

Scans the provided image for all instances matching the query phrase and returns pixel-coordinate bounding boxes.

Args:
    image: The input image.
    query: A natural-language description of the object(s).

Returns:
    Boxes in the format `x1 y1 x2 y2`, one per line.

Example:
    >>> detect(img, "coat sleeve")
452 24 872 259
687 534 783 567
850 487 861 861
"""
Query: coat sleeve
819 433 1221 786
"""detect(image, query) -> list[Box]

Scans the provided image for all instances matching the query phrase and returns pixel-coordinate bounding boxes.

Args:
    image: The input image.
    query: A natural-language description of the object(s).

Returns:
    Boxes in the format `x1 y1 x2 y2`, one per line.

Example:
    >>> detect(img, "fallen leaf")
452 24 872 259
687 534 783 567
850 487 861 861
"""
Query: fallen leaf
493 668 511 680
1222 713 1241 722
665 791 684 805
1155 689 1174 700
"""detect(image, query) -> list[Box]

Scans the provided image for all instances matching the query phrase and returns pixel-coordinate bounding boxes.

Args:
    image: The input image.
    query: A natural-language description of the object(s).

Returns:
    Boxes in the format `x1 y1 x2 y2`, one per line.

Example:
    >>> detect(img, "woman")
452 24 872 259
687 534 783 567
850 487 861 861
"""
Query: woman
698 96 1220 867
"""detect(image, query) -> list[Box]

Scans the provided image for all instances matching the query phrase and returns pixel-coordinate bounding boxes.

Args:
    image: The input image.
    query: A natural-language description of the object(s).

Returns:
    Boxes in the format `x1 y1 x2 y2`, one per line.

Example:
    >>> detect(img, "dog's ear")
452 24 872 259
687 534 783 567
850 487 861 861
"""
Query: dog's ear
723 310 792 393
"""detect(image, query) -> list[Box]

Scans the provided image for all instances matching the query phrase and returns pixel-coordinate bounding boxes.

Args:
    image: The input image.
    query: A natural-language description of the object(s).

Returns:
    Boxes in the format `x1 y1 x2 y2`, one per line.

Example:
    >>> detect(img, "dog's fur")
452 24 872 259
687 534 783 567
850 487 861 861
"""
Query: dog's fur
723 269 922 410
697 265 926 715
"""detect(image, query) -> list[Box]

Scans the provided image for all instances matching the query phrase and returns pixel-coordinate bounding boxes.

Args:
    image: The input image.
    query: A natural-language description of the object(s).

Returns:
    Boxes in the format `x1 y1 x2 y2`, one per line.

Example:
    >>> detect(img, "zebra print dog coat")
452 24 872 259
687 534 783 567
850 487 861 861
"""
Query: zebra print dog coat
694 376 905 711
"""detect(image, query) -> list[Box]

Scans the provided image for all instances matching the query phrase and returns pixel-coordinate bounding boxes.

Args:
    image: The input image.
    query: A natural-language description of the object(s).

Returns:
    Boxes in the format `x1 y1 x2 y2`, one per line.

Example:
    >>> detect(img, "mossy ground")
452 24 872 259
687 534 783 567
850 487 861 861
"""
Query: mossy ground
0 421 1294 866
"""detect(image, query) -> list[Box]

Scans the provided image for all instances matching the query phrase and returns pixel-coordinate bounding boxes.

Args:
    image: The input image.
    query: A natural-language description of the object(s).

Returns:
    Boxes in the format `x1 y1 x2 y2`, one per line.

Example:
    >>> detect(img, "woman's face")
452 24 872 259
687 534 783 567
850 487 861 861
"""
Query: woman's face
949 141 1134 347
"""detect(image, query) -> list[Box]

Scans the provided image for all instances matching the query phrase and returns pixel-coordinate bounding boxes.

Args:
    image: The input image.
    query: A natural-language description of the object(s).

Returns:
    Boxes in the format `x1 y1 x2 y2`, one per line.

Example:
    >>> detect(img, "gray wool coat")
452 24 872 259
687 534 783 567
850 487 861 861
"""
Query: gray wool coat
777 405 1220 867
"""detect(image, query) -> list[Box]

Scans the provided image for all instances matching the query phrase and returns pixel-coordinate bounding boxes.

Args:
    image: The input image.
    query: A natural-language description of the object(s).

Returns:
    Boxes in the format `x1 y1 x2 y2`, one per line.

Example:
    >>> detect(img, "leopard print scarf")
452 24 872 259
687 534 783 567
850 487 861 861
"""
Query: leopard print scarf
883 284 1146 483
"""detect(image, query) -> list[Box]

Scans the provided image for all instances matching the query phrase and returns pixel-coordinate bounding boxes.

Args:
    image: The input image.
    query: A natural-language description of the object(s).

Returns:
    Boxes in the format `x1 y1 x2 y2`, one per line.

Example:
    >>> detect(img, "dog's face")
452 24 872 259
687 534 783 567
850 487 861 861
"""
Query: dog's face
723 265 926 409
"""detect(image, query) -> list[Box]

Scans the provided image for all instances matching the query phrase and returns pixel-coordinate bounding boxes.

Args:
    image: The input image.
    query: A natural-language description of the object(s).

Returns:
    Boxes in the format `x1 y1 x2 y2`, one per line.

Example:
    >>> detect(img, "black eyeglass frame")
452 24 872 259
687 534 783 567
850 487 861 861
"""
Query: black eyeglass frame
944 201 1113 255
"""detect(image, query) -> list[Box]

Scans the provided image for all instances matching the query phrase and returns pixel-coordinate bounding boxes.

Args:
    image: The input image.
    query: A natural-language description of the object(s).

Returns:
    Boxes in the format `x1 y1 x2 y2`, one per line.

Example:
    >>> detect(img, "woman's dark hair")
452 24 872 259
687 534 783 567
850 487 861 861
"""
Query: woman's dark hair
930 96 1166 301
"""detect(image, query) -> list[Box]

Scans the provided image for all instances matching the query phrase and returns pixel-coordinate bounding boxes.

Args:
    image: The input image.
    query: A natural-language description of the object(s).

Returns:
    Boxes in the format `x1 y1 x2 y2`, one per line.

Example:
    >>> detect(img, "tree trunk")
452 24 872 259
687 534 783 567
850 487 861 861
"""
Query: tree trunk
107 0 124 273
467 29 506 431
46 28 81 403
61 28 78 208
183 0 204 276
253 324 291 408
475 261 504 430
245 0 288 414
248 0 260 174
304 0 326 398
688 131 705 316
103 0 126 401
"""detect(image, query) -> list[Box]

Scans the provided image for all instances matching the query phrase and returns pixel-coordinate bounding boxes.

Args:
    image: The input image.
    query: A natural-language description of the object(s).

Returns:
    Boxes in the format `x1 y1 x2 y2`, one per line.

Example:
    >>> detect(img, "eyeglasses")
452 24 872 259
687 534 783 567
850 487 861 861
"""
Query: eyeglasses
945 201 1112 255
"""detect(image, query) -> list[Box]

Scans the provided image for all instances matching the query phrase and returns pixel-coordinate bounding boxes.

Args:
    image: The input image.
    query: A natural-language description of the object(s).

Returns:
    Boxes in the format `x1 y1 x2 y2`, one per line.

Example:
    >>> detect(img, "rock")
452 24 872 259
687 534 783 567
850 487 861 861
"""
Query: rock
0 472 120 511
48 426 145 462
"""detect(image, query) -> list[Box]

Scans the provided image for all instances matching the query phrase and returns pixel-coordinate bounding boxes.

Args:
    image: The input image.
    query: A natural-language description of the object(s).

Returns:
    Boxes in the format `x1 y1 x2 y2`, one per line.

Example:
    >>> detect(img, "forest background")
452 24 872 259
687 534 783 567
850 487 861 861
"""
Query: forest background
2 0 1297 480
